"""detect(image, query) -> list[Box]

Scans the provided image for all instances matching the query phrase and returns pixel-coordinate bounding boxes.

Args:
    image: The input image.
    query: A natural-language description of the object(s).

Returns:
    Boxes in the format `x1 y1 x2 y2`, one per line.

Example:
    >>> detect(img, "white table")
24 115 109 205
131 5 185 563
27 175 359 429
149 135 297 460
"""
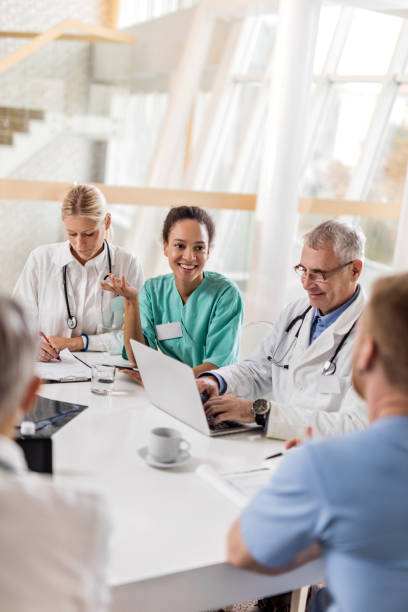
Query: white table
40 353 324 612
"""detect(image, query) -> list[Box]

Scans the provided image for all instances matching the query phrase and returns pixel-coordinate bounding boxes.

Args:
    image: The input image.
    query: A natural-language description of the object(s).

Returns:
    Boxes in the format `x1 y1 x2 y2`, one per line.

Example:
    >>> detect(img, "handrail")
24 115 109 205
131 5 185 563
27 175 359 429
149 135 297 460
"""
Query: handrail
0 19 134 77
0 178 401 218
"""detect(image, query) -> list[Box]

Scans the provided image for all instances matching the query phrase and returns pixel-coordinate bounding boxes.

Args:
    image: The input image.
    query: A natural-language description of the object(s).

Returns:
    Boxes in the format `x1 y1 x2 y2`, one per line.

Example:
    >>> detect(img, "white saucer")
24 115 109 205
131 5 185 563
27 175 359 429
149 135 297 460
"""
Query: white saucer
138 446 191 469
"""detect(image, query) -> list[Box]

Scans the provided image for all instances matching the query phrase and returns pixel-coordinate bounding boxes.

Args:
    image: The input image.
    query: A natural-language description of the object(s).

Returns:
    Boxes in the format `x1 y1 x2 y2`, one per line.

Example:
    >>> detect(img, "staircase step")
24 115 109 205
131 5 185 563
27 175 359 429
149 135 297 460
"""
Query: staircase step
0 107 45 121
0 117 29 132
0 132 13 145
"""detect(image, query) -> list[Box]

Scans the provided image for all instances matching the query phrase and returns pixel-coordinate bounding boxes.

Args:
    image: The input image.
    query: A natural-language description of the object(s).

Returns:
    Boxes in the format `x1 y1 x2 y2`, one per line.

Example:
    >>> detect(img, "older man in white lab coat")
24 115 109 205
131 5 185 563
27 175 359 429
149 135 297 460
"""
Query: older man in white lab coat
198 220 367 440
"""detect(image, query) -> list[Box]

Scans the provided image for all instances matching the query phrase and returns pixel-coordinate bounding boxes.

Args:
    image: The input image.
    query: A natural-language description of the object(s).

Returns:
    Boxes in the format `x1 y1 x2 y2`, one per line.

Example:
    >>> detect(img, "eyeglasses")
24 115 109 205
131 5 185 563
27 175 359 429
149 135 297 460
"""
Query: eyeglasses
294 261 354 282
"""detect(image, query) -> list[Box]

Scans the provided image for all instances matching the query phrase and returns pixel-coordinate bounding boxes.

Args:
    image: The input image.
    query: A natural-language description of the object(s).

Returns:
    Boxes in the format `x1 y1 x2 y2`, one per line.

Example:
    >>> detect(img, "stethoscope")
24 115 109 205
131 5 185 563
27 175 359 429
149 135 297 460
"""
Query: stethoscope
267 305 357 376
63 239 112 330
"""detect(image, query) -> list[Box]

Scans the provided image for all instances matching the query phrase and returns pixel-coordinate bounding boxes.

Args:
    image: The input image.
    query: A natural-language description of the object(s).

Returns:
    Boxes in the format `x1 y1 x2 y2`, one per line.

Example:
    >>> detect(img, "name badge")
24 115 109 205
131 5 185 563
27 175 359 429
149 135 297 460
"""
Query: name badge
156 321 183 341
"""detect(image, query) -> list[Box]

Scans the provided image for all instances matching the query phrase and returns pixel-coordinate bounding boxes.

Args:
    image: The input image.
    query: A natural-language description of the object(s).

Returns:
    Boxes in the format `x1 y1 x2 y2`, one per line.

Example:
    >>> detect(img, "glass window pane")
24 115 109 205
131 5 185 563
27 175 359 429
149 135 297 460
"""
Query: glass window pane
313 5 342 75
337 9 402 75
368 84 408 204
302 83 380 199
244 15 277 75
358 217 398 265
206 83 260 192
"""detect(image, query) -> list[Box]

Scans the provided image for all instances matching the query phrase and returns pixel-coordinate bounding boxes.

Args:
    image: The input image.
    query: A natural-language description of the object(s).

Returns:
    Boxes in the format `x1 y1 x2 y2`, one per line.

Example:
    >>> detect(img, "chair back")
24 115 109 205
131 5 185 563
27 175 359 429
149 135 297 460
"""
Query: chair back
239 320 274 360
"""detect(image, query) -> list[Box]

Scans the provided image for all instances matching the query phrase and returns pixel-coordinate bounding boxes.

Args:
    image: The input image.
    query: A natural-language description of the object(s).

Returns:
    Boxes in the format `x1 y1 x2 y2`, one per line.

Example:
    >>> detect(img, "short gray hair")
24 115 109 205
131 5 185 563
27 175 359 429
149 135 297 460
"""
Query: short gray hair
0 296 38 424
304 219 365 262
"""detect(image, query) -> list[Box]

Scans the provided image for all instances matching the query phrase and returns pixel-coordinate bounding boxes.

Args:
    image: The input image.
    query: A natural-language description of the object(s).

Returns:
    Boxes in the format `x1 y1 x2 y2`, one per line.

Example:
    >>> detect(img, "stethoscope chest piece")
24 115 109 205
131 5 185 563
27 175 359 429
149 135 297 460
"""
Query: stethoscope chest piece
63 240 112 332
322 360 336 376
67 315 77 330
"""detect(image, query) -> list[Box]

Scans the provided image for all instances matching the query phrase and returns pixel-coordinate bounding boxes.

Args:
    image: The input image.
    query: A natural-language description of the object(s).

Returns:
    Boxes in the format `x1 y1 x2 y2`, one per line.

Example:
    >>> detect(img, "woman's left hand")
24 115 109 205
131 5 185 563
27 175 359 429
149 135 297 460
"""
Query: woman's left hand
101 274 138 302
49 336 84 352
119 369 144 386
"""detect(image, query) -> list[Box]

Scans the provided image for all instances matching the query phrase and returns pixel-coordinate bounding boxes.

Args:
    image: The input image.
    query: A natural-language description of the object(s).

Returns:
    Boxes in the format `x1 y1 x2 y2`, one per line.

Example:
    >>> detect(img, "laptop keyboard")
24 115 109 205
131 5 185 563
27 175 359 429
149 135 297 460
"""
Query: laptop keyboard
200 392 243 431
209 419 242 431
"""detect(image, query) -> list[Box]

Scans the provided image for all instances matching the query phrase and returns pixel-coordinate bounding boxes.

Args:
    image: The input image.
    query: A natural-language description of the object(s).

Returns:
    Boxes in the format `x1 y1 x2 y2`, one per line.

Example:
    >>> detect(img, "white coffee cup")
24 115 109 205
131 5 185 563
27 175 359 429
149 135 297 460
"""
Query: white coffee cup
148 427 190 463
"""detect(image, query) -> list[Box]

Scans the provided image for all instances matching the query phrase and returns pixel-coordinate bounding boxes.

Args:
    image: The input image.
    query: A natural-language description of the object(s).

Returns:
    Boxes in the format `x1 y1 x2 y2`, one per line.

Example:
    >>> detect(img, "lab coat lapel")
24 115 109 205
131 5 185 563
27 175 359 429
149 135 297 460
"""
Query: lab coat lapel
291 287 366 371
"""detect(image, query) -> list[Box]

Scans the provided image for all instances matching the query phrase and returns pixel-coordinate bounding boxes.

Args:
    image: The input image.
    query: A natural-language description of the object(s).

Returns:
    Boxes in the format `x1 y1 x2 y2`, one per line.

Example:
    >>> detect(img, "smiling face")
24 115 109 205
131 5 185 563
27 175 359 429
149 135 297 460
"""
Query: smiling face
164 219 210 286
64 214 109 264
299 243 361 314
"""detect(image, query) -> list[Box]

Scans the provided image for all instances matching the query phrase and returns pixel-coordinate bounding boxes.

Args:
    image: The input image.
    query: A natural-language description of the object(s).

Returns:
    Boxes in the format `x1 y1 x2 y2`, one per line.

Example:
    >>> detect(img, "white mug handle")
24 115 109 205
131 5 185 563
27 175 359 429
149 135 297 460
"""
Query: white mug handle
179 439 190 453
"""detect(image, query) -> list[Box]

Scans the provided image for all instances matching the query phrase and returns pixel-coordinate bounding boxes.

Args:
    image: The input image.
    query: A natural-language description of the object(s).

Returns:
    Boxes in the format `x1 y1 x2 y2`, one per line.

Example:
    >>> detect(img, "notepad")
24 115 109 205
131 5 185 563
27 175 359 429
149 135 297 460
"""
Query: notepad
36 348 91 383
196 462 280 508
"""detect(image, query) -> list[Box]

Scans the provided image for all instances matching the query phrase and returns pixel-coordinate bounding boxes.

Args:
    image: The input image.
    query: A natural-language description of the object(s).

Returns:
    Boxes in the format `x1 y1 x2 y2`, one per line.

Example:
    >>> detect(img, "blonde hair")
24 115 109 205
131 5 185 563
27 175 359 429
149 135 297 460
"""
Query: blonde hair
369 273 408 393
61 184 113 242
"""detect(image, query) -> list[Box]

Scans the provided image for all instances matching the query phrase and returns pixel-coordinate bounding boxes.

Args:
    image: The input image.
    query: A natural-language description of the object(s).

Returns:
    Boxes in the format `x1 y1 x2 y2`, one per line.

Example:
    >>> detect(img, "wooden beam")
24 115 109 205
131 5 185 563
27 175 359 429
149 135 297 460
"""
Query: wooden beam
298 197 401 218
0 179 401 218
0 30 131 44
0 19 134 77
0 179 255 211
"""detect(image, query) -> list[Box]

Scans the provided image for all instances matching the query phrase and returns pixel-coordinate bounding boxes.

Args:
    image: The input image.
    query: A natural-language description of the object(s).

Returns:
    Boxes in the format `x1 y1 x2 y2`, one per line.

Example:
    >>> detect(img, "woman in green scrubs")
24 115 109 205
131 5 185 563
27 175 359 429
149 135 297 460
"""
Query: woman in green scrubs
102 206 243 376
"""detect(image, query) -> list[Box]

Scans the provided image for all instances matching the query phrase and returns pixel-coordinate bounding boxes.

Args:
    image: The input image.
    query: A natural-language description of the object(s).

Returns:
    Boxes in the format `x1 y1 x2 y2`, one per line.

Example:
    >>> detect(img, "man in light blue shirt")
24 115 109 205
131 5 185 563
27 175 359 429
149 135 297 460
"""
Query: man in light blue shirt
227 273 408 612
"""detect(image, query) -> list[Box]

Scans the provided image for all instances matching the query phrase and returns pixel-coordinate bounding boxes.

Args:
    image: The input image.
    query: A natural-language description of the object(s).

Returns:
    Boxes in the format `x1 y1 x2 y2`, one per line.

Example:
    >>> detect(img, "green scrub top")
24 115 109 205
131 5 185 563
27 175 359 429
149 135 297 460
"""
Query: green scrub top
124 271 243 368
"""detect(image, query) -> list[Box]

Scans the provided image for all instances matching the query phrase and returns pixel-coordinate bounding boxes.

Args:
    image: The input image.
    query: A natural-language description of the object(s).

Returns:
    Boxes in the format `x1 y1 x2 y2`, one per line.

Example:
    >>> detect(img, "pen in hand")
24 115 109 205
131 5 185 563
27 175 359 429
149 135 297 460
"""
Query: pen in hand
39 332 61 361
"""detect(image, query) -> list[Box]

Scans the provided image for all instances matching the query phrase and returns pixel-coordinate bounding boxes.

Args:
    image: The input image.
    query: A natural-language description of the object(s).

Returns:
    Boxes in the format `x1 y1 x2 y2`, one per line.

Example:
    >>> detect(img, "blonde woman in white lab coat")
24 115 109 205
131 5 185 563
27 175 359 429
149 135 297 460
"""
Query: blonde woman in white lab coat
13 184 143 361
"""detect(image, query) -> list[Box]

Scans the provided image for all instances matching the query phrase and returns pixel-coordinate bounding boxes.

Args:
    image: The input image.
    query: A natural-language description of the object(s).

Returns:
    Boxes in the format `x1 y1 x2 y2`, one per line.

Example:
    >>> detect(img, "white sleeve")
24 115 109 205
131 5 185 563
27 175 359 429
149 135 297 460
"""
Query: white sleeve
87 252 144 352
12 251 39 319
266 387 368 440
216 332 275 399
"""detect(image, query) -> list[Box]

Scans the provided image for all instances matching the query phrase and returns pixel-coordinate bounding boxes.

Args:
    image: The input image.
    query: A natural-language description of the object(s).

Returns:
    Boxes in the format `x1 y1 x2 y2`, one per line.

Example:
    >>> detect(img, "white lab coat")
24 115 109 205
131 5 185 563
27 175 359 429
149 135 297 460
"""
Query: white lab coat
217 288 368 440
13 241 143 352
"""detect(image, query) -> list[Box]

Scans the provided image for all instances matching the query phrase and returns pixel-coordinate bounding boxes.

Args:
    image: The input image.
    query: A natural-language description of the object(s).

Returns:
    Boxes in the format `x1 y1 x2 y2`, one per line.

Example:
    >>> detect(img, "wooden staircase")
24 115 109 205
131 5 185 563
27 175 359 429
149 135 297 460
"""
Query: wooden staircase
0 107 45 145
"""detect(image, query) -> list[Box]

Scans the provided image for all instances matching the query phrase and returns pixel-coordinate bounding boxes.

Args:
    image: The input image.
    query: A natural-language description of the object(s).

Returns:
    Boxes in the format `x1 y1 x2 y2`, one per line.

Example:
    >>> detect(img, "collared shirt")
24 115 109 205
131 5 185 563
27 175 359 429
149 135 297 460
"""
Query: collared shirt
309 285 360 344
0 435 111 611
13 241 143 352
240 417 408 612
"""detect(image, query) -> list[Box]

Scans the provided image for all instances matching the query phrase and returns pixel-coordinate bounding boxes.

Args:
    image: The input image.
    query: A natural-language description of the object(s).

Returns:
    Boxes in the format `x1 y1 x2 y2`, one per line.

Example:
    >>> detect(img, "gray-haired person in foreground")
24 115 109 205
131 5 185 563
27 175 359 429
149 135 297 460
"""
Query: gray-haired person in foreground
0 295 110 611
198 219 368 440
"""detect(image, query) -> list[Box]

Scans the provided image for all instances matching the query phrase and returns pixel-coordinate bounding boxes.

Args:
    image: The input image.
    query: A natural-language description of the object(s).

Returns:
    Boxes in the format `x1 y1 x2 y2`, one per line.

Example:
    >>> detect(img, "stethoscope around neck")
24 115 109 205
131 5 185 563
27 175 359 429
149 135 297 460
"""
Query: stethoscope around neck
63 239 112 330
267 305 357 376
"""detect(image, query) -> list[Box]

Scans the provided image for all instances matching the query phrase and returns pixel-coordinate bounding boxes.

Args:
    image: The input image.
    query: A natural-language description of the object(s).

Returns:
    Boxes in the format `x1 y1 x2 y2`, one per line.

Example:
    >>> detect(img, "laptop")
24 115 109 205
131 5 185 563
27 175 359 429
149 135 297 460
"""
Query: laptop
130 340 260 437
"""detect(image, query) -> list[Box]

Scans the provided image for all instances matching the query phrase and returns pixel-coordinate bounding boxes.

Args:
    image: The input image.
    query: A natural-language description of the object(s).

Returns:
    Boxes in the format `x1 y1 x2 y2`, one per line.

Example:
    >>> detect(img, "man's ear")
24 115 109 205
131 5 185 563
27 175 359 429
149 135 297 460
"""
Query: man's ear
358 336 376 374
351 259 363 280
105 213 111 230
20 377 41 416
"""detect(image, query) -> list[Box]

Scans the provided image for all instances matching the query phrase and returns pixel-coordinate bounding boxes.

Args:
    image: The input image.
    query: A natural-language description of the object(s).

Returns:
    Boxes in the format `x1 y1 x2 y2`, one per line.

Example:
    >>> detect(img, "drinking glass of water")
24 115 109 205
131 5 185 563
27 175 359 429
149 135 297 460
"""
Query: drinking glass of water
91 365 116 395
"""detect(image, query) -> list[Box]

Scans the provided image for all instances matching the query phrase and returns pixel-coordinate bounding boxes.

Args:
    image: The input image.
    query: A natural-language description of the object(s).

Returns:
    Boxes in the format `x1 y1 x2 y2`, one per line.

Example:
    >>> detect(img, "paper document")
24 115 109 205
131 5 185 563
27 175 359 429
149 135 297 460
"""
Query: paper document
36 349 91 382
196 462 280 508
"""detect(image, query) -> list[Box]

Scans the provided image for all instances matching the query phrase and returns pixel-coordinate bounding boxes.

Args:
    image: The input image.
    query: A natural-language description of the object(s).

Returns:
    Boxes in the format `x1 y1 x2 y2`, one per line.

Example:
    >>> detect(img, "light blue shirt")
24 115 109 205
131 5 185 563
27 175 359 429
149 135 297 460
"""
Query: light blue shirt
240 417 408 612
309 285 360 344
